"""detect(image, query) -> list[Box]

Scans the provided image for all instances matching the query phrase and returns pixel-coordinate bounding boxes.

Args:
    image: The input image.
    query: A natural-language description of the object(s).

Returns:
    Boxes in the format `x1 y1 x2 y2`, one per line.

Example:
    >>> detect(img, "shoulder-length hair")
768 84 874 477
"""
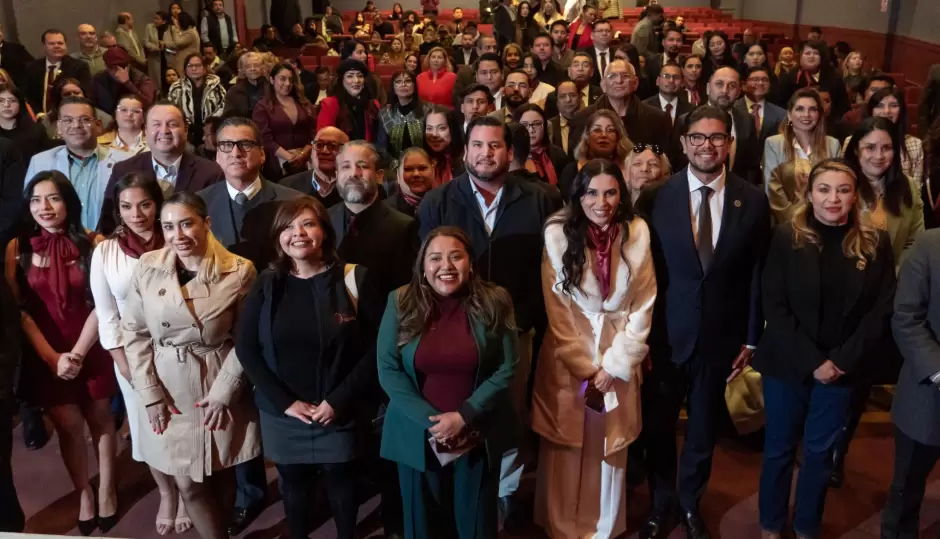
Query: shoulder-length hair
867 86 911 165
574 109 633 163
110 171 165 238
502 43 523 67
512 102 550 148
0 82 35 127
780 88 832 162
421 46 454 73
264 62 311 108
17 171 94 279
162 192 230 285
404 52 421 74
422 104 464 162
844 116 912 216
395 226 515 347
842 51 864 76
269 196 337 275
789 158 880 262
545 159 634 295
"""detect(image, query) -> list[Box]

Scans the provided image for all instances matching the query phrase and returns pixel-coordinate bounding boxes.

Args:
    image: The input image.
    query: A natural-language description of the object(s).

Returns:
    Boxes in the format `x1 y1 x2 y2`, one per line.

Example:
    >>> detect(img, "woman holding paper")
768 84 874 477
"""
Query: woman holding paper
376 226 519 539
531 158 657 539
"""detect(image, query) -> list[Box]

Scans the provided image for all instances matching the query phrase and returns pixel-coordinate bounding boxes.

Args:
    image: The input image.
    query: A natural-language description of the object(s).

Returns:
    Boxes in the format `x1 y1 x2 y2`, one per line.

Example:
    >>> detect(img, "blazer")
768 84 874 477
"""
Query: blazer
532 144 571 186
0 40 34 85
567 95 672 160
98 151 224 234
582 46 615 88
223 78 270 119
418 174 554 332
763 134 842 223
644 53 680 84
114 26 146 67
541 84 602 119
636 168 771 367
279 170 343 208
121 246 260 480
198 178 303 268
642 93 695 127
531 216 656 455
317 96 380 142
91 68 158 115
674 105 762 186
880 177 926 269
163 26 200 75
753 223 895 386
377 289 519 472
734 97 787 146
252 99 316 181
24 56 92 114
776 68 850 121
329 200 419 297
385 192 419 219
452 47 479 67
892 230 940 445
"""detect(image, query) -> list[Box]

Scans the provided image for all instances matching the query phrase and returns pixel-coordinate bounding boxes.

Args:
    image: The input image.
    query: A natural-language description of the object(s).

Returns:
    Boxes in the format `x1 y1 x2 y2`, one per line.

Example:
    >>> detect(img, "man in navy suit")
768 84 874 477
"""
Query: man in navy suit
635 105 771 539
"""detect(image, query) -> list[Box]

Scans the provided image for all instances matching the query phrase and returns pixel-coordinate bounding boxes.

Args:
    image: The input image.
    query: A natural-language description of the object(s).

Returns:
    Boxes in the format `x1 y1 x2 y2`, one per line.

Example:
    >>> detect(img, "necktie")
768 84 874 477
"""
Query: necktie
665 102 674 124
234 193 248 205
599 51 607 77
45 64 58 114
752 102 762 133
697 185 714 271
347 214 358 237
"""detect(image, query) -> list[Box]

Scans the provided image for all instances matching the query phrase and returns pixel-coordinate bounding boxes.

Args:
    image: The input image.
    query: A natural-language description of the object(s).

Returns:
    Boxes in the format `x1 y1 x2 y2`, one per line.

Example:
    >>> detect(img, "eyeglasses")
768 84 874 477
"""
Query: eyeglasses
0 98 16 106
217 139 260 153
747 77 771 85
393 79 414 86
314 140 343 152
521 121 544 131
632 143 664 155
660 73 682 81
186 63 205 69
117 106 143 114
57 116 95 127
685 133 729 147
605 73 634 82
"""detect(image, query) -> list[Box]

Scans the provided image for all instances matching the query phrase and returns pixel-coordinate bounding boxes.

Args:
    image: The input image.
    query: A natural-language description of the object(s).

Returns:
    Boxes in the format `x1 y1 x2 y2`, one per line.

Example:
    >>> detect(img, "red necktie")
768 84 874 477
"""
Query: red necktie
45 64 58 114
665 102 674 125
752 103 762 133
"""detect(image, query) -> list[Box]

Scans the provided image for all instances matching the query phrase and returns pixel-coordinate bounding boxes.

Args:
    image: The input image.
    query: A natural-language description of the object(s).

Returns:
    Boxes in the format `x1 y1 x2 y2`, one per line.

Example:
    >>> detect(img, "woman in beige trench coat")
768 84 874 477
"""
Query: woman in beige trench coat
531 160 657 539
122 192 260 539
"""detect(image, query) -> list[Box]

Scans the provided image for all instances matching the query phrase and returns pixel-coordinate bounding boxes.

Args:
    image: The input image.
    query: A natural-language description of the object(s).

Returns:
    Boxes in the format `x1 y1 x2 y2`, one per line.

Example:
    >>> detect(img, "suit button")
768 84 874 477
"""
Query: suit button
161 322 170 328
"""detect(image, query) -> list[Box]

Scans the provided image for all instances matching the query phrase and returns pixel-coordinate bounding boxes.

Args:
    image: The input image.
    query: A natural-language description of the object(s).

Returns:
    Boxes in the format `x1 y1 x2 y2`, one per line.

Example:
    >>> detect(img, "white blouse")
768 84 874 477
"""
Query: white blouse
90 238 142 350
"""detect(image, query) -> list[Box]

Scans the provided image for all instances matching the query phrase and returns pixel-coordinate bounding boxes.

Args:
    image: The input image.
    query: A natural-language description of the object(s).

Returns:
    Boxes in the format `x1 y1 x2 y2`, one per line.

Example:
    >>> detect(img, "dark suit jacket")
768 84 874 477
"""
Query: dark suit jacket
97 151 224 234
733 97 787 146
279 170 343 208
673 105 762 186
91 68 158 115
776 68 850 121
329 200 418 297
493 4 515 51
0 41 34 86
642 93 695 128
537 60 566 88
644 52 681 84
548 116 564 149
581 46 614 88
636 168 771 368
892 229 940 445
753 222 895 386
452 47 479 67
567 95 672 160
385 192 419 219
541 84 601 119
198 178 302 268
24 56 92 114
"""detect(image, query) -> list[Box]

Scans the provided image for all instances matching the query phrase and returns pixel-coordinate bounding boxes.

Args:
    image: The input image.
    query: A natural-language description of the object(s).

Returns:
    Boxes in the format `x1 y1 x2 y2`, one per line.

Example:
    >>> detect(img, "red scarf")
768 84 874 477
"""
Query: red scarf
586 223 619 300
796 69 820 88
29 229 79 320
530 146 558 185
117 227 164 259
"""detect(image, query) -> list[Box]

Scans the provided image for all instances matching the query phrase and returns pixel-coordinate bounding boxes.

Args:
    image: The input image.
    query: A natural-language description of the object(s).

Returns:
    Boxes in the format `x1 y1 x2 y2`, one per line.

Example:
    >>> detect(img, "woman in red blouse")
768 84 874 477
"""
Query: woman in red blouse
416 47 456 109
253 63 316 181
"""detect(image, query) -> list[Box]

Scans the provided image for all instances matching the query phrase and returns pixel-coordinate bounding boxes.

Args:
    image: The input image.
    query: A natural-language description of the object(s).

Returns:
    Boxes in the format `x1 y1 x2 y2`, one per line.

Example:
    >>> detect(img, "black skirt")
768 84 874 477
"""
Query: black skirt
260 410 358 465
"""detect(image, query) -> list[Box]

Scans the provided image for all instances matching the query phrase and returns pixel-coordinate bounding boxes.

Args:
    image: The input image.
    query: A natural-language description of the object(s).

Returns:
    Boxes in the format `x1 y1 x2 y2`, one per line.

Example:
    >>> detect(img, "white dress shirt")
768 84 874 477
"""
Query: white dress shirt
153 154 183 194
594 47 610 76
658 94 678 121
687 166 726 249
493 89 504 111
226 176 263 201
461 48 474 65
469 178 504 235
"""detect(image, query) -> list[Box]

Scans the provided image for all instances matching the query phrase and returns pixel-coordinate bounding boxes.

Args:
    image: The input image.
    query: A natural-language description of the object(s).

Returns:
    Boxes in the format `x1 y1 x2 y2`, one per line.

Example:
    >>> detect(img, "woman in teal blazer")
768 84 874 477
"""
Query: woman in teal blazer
377 226 519 539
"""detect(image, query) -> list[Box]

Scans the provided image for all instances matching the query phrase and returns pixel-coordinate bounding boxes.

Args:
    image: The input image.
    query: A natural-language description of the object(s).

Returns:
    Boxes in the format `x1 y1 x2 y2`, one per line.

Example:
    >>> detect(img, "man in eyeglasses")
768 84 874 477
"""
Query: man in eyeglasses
25 95 133 230
281 126 349 208
643 61 694 127
634 105 770 539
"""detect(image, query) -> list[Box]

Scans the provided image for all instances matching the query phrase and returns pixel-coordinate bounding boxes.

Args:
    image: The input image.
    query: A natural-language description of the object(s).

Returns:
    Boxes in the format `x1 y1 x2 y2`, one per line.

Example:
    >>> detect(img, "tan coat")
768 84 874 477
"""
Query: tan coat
163 26 200 76
122 246 260 481
531 215 657 456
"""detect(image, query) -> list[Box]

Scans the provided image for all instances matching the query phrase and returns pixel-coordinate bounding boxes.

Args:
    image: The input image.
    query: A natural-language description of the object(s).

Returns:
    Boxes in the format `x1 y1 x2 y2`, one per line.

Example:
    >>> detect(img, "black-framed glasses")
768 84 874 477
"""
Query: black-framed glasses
632 143 664 155
314 140 342 153
217 140 260 153
684 133 729 147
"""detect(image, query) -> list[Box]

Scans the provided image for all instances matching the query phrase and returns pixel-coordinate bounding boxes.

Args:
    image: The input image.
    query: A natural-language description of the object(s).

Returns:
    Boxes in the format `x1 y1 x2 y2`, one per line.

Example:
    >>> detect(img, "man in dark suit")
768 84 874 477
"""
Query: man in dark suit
567 58 672 159
280 126 348 208
0 26 34 87
884 229 940 538
635 105 770 539
97 102 224 234
645 26 683 83
543 50 601 119
493 0 516 51
735 65 787 147
675 66 762 186
643 61 694 127
24 29 92 116
453 28 480 67
531 32 565 87
548 80 583 154
581 19 614 88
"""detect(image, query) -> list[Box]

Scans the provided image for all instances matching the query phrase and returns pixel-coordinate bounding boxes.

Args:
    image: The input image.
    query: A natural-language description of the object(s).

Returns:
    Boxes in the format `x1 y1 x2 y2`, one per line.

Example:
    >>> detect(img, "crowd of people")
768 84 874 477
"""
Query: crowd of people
0 1 937 539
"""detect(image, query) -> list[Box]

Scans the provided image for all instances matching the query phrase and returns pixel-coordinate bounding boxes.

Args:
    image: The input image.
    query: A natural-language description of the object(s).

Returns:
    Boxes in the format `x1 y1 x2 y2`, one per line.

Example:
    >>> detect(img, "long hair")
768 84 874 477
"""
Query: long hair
0 82 35 127
781 88 832 162
502 43 523 70
844 116 912 216
162 192 229 285
545 159 634 295
110 171 165 238
511 102 550 148
789 159 880 262
395 226 515 347
422 104 464 163
17 171 94 278
703 31 734 68
842 51 864 77
574 109 633 162
269 196 338 275
421 46 454 73
263 62 311 108
867 87 911 166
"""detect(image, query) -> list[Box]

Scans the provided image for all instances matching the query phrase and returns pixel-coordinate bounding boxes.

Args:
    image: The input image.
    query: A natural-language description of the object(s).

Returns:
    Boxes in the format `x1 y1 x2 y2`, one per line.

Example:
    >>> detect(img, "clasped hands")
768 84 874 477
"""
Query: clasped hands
146 397 232 435
428 411 473 450
285 400 336 426
814 360 845 384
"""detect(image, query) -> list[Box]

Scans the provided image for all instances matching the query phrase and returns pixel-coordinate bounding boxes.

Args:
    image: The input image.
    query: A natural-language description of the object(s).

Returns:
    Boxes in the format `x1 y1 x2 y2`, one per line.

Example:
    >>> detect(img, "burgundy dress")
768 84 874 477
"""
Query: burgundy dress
20 235 116 407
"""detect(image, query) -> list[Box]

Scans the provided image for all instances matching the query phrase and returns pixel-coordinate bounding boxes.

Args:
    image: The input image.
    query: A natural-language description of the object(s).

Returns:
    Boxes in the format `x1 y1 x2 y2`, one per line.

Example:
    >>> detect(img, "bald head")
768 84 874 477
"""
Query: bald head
707 66 741 110
312 127 349 176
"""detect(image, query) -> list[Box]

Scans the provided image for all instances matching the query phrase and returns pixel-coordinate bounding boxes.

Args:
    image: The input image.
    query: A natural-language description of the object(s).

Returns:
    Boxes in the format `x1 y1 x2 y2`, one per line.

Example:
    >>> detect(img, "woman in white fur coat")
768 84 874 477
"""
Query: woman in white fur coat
532 158 657 539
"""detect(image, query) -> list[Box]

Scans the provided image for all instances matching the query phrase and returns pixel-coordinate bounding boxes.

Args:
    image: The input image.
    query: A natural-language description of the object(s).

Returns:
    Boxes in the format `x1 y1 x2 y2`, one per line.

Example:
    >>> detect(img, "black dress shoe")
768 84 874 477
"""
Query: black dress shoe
680 509 711 539
830 448 846 488
23 417 48 451
228 506 260 536
639 507 677 539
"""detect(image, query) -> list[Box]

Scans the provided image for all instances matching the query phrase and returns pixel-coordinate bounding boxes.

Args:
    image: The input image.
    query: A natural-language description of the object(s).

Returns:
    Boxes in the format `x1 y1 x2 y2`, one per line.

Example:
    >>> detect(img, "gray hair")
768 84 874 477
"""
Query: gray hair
338 140 381 169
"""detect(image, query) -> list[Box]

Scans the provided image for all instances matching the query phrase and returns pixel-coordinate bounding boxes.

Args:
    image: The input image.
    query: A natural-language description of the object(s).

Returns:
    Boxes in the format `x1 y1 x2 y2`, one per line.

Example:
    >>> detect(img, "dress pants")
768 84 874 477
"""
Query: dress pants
758 376 852 537
0 401 23 532
276 461 359 539
534 408 627 539
881 426 940 539
235 455 267 510
499 329 533 498
643 356 729 512
399 446 498 539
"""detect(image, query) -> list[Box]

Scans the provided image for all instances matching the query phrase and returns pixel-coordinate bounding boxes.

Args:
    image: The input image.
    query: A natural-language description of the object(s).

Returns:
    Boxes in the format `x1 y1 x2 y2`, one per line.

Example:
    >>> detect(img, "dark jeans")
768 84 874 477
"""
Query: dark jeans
0 401 23 532
759 376 852 538
234 456 267 510
276 461 359 539
881 426 940 539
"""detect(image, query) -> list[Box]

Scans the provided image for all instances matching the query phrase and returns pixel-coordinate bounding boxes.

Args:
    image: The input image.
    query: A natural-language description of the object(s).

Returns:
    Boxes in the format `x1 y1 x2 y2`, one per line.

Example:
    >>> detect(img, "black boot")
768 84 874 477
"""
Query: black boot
20 404 47 451
830 441 846 488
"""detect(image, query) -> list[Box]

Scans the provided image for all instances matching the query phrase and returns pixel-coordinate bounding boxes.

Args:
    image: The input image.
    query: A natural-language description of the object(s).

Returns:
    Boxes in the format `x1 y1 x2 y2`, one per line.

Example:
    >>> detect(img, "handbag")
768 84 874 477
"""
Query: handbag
724 366 765 435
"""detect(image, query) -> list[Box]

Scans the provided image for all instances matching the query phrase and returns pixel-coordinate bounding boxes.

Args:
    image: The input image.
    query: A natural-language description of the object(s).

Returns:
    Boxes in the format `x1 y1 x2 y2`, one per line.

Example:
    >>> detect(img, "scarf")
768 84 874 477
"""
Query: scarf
401 191 422 207
339 91 367 140
530 146 558 185
117 226 164 259
795 69 820 88
586 223 619 300
29 229 79 320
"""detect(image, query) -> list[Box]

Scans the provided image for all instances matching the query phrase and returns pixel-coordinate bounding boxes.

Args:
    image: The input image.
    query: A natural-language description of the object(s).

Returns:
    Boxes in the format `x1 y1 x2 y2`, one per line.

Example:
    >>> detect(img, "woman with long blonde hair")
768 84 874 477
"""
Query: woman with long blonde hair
558 109 633 196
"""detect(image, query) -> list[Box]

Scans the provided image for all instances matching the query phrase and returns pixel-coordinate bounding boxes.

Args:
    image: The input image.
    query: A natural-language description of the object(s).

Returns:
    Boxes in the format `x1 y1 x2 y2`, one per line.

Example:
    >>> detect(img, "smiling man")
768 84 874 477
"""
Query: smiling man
280 126 349 208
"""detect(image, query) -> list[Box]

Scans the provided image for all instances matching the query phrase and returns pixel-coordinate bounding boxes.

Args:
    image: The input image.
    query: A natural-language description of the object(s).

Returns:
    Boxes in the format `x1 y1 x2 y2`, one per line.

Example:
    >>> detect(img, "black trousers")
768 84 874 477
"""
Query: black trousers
643 357 730 512
276 461 359 539
881 427 940 539
0 401 23 532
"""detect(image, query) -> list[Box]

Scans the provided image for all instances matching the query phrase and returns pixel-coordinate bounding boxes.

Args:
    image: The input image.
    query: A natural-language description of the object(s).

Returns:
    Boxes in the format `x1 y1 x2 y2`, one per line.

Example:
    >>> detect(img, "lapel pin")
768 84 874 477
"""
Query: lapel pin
734 199 742 207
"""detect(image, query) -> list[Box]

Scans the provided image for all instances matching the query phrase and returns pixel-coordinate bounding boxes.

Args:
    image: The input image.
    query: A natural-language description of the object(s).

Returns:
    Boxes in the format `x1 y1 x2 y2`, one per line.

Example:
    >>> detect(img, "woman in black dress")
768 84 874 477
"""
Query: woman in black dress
236 197 382 539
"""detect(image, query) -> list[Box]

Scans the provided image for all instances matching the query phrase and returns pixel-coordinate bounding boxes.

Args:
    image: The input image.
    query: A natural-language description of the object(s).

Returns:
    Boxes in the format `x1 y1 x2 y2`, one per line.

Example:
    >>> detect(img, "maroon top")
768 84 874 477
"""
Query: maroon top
413 295 478 414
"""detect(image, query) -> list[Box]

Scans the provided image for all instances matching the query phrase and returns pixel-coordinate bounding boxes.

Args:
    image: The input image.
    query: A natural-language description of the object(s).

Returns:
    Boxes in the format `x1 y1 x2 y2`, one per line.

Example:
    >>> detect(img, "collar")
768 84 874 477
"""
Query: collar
312 169 336 192
560 116 569 126
153 154 183 176
792 138 812 157
687 165 726 194
45 59 61 69
114 131 144 151
67 147 99 165
141 245 241 274
582 85 590 96
659 94 678 107
226 176 263 201
595 46 610 54
745 96 765 109
467 175 505 208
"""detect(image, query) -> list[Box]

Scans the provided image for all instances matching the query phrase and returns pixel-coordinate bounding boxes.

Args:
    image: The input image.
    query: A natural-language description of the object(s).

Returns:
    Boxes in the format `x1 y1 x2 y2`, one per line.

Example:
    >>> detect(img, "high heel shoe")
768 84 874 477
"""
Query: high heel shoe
77 517 98 536
98 510 118 534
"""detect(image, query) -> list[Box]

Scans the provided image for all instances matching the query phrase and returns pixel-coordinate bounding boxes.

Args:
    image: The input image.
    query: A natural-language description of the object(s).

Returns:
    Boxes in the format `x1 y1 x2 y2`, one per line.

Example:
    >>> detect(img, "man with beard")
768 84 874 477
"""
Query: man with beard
674 66 761 185
281 127 348 208
418 116 554 534
460 84 495 134
453 28 479 67
491 71 532 123
548 80 582 153
634 105 770 539
643 62 694 127
645 27 684 83
550 20 573 69
386 147 435 219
